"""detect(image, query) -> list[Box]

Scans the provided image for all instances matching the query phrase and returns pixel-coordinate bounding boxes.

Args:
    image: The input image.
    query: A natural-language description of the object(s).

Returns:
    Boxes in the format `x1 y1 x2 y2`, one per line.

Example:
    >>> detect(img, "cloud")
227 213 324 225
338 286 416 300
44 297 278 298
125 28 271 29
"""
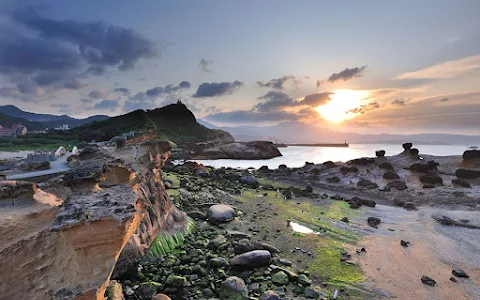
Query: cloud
297 92 332 107
396 54 480 79
93 99 119 110
81 98 93 104
391 99 407 106
256 75 298 90
440 97 449 102
199 59 213 72
145 81 191 97
205 109 301 124
316 80 324 88
346 101 380 114
10 8 157 72
113 87 130 95
88 90 105 99
254 91 294 112
192 80 244 98
327 66 367 82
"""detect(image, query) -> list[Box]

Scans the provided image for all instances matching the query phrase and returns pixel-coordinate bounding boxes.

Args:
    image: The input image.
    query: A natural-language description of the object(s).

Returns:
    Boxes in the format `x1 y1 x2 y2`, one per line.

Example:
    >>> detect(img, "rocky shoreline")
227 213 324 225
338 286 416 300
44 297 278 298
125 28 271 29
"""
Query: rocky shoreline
1 142 479 300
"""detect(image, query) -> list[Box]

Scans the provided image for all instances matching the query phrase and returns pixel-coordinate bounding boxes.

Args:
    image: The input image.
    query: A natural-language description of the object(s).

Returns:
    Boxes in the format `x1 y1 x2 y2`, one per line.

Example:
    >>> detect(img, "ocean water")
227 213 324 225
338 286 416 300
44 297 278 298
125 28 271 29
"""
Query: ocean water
190 144 473 169
0 150 33 160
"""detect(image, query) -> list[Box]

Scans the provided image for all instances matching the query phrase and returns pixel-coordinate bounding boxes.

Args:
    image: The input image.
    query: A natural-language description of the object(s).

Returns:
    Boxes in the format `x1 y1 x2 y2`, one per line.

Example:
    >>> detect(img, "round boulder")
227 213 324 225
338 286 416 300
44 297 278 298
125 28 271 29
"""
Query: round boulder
420 174 443 185
230 250 271 269
239 175 260 188
387 180 407 190
219 276 248 300
383 171 400 180
207 204 236 223
261 290 281 300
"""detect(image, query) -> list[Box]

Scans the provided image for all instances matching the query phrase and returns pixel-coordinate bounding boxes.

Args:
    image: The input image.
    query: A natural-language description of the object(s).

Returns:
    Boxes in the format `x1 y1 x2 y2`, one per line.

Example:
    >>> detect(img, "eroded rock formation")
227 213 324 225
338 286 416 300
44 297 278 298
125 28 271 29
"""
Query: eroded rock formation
0 141 188 300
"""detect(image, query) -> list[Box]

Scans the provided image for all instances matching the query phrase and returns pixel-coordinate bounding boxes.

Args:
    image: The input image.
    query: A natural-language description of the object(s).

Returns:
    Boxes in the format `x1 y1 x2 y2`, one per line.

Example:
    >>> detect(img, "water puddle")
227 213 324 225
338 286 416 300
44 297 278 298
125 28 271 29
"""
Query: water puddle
289 221 318 234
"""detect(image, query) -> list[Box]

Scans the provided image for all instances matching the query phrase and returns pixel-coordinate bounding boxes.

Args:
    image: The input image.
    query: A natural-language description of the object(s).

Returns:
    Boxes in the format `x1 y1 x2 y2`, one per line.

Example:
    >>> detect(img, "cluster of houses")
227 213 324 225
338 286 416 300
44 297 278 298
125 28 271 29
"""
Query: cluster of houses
0 124 27 138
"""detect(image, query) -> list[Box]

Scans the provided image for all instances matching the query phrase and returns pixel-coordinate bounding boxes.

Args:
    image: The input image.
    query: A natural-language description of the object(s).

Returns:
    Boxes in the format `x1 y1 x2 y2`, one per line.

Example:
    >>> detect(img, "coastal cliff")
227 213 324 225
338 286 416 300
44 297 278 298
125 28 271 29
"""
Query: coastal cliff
0 141 188 300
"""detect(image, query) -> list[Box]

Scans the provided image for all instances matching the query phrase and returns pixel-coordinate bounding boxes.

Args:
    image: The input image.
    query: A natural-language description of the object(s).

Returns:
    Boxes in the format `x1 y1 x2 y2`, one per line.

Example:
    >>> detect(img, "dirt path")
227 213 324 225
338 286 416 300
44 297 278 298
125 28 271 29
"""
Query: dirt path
349 205 480 299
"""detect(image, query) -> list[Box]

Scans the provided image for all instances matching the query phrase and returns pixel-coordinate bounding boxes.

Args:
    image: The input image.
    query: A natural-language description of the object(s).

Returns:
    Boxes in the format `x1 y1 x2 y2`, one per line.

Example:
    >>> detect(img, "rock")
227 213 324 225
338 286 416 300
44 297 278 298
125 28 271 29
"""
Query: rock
421 276 436 286
331 194 344 200
305 185 313 193
106 280 125 300
455 168 480 179
272 271 289 285
226 230 251 240
393 199 405 207
360 199 376 207
387 180 407 190
279 259 292 266
462 150 480 160
137 282 161 299
348 158 376 165
326 176 341 183
340 166 359 173
165 275 186 288
278 164 288 170
282 189 292 199
378 186 391 192
210 257 229 268
163 179 173 189
187 210 206 219
173 165 189 174
304 286 321 299
323 161 336 168
234 239 254 254
452 270 469 278
259 165 270 172
340 217 349 223
423 183 435 189
230 250 271 269
251 241 281 254
207 204 236 223
357 178 379 189
298 274 312 286
404 202 416 210
402 143 413 151
452 178 471 188
239 176 260 188
383 171 400 180
400 240 410 247
152 294 171 300
420 174 443 185
378 162 394 170
375 150 386 157
219 276 249 300
410 148 419 156
450 276 457 282
261 290 281 300
410 161 438 173
367 217 381 228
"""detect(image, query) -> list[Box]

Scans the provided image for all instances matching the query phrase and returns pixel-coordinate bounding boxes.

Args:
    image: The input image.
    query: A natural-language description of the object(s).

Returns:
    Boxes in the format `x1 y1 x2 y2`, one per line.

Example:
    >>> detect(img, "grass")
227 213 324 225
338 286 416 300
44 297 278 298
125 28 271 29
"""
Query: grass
236 189 364 289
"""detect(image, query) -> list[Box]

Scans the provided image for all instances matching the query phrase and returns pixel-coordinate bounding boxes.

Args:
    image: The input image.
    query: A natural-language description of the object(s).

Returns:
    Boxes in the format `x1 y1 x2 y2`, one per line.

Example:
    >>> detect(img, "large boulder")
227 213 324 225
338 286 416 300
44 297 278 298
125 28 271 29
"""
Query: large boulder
420 174 443 185
462 150 480 160
198 141 282 160
230 250 271 269
219 276 248 300
207 204 236 223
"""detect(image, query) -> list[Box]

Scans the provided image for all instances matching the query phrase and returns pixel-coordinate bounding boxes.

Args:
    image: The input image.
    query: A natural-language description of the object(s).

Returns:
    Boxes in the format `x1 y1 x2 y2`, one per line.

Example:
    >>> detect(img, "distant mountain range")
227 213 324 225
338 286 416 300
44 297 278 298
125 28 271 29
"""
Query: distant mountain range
198 120 480 145
0 105 109 130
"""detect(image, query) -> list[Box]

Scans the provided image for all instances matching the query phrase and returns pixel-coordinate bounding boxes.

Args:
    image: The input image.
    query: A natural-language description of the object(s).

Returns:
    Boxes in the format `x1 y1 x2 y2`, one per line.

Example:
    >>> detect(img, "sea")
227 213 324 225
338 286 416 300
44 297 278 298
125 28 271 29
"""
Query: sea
188 144 474 169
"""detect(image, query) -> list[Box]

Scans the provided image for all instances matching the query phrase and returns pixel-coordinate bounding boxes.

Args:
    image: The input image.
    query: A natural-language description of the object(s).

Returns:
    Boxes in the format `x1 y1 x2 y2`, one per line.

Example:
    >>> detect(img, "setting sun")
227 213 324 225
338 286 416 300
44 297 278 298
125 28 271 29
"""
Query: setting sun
314 89 369 122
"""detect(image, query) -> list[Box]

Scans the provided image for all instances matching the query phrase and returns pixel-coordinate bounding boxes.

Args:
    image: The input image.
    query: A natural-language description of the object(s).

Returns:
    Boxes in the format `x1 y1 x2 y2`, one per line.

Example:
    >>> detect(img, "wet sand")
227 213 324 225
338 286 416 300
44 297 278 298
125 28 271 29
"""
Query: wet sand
350 205 480 299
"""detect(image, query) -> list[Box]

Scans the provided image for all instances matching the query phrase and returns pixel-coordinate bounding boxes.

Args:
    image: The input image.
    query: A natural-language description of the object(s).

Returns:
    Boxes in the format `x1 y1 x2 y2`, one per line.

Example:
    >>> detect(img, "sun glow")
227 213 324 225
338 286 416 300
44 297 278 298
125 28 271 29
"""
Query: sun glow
314 89 369 122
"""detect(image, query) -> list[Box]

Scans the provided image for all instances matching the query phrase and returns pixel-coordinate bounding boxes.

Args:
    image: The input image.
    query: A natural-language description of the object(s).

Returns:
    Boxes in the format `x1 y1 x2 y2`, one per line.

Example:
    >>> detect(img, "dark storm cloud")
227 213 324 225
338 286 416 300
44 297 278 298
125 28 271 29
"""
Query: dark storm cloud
327 66 367 82
88 90 104 99
256 75 298 90
440 97 450 102
193 80 244 98
10 9 157 72
33 73 63 86
145 81 191 97
391 98 406 106
0 87 18 98
199 59 213 72
113 87 130 95
297 92 332 107
16 81 38 94
254 91 294 112
93 99 119 110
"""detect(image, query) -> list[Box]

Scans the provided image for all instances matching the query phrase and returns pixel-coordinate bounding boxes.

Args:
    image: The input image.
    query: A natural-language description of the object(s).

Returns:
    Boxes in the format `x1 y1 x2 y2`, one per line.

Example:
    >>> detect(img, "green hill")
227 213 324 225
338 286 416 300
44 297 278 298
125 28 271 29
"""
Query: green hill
72 102 234 145
0 112 45 131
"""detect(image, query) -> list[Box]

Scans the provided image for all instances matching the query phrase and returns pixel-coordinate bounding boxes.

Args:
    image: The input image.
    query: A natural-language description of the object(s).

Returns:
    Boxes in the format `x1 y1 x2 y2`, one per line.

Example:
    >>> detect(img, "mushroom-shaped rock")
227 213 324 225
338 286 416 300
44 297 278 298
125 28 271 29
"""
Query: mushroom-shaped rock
402 143 413 151
375 150 386 157
219 276 248 300
207 204 236 223
230 250 271 269
410 148 420 156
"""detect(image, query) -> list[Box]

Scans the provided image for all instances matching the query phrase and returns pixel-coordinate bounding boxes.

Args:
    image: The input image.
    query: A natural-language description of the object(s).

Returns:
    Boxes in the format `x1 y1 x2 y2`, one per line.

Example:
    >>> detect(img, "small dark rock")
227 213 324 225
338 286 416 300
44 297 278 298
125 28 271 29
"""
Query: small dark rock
367 217 381 228
420 174 443 185
400 240 410 247
452 269 469 278
375 150 386 157
452 178 471 188
387 180 407 190
327 176 341 183
340 217 349 223
357 178 379 189
383 171 400 180
340 166 359 173
393 199 405 207
455 168 480 179
421 276 436 286
378 162 394 170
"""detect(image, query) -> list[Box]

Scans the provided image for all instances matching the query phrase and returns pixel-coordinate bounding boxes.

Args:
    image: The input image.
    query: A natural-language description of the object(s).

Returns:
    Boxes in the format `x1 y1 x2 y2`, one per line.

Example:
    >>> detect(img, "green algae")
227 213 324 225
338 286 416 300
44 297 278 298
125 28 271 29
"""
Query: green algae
145 218 195 258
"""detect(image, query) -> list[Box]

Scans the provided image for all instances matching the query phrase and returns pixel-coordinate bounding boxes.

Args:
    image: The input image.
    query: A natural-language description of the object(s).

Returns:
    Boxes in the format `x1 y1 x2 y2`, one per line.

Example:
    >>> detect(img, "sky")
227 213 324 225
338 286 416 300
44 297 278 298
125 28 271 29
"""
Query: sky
0 0 480 135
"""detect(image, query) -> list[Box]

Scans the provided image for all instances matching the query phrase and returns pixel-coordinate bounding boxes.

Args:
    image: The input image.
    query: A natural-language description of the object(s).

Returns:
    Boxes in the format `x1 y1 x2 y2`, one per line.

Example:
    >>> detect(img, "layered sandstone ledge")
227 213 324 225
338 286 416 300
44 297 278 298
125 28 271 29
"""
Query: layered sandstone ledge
0 141 188 300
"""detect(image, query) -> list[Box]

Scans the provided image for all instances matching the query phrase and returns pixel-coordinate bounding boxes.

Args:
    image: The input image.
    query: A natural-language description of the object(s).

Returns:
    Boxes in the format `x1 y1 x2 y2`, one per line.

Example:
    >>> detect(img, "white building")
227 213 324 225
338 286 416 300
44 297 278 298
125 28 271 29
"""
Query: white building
54 124 70 131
